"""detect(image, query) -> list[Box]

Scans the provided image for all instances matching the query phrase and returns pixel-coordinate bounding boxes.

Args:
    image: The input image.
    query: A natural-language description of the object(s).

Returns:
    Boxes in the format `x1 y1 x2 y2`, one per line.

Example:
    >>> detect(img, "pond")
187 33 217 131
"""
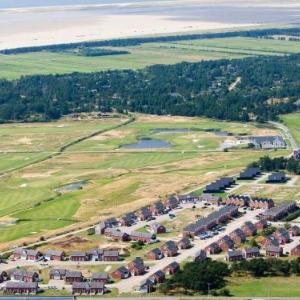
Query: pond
214 131 230 137
151 128 193 133
55 180 87 193
122 139 171 149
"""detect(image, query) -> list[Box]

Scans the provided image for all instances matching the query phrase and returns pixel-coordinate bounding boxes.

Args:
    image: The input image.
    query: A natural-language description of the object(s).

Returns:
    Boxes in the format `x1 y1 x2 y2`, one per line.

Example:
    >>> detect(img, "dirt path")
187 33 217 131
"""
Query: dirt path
228 76 241 91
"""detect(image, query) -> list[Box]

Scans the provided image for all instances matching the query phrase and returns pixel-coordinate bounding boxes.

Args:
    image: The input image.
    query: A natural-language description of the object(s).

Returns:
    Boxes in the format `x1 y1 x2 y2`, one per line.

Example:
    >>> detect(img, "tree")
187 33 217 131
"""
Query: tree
246 258 270 277
87 228 95 235
171 260 231 294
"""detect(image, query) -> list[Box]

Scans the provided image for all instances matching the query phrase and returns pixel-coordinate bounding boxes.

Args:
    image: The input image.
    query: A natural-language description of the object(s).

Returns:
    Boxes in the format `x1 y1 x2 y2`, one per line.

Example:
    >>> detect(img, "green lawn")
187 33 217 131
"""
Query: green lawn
2 37 300 79
228 276 300 297
281 113 300 147
0 153 47 174
0 193 80 243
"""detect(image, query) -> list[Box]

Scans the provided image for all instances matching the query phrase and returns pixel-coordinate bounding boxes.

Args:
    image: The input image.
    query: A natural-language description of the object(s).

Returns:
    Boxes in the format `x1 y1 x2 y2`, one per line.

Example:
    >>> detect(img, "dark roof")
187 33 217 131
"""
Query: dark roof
148 248 162 255
231 228 246 238
73 282 104 289
49 269 67 276
264 201 296 218
114 266 129 275
104 228 128 237
244 247 260 255
103 250 119 257
268 172 287 182
265 236 280 247
266 245 282 252
12 269 37 278
163 240 178 250
164 261 179 270
6 282 38 289
291 225 300 232
184 205 237 233
219 235 234 247
66 270 82 278
243 221 256 231
227 250 243 258
152 201 165 211
45 249 64 256
178 237 191 245
92 272 108 280
87 248 104 256
139 207 152 216
239 167 261 179
151 270 165 278
130 231 155 239
130 257 144 269
70 251 86 257
200 193 221 202
206 242 220 250
249 136 285 147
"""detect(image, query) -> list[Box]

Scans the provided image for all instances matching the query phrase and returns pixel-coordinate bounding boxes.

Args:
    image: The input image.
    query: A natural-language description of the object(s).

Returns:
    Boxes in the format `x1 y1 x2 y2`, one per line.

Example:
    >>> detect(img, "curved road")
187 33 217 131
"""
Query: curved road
269 121 298 150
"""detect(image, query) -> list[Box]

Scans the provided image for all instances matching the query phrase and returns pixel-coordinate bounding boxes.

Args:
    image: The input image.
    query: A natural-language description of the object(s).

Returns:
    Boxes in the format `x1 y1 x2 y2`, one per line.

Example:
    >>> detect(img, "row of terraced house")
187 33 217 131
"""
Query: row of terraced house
226 195 274 209
12 248 120 262
95 196 181 234
183 205 239 237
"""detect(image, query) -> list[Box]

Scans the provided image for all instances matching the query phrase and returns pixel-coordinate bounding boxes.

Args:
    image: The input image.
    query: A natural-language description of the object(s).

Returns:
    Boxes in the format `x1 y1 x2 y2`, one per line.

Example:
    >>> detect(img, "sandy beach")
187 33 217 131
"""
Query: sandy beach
0 0 299 50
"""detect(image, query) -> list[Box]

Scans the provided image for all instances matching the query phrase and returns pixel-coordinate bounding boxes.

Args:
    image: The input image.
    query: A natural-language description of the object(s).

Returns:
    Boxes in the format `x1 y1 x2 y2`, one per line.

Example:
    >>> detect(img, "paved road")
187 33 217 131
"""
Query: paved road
269 121 298 150
111 209 261 293
282 235 300 255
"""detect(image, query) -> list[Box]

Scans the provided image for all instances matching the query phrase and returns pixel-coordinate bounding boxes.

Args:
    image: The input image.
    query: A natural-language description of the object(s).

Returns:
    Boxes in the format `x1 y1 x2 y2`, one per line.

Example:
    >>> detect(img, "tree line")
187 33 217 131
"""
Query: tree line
0 54 300 123
250 156 300 175
1 27 300 55
232 257 300 277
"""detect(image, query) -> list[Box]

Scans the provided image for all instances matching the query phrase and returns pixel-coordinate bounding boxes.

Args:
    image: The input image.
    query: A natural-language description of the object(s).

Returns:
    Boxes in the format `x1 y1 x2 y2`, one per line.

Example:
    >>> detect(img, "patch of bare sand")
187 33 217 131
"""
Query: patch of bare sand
137 114 197 123
251 128 280 136
90 129 133 141
55 153 110 164
21 169 61 178
16 137 33 145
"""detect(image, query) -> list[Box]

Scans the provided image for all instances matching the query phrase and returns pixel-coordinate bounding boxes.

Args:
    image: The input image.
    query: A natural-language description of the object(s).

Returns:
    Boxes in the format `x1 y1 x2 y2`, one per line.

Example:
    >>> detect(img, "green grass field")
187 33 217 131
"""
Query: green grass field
0 193 80 243
1 37 300 79
228 276 300 297
281 112 300 147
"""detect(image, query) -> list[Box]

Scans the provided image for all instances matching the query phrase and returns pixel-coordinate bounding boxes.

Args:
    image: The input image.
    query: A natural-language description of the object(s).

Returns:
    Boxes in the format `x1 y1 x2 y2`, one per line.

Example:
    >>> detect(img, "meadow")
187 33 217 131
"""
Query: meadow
0 117 124 153
228 276 300 297
0 114 288 249
281 112 300 147
1 37 300 79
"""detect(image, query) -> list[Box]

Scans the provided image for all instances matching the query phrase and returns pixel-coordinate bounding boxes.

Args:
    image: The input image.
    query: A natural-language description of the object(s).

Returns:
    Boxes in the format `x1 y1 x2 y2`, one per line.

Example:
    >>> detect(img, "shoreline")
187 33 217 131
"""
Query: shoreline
0 0 299 51
0 14 259 51
1 0 300 12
